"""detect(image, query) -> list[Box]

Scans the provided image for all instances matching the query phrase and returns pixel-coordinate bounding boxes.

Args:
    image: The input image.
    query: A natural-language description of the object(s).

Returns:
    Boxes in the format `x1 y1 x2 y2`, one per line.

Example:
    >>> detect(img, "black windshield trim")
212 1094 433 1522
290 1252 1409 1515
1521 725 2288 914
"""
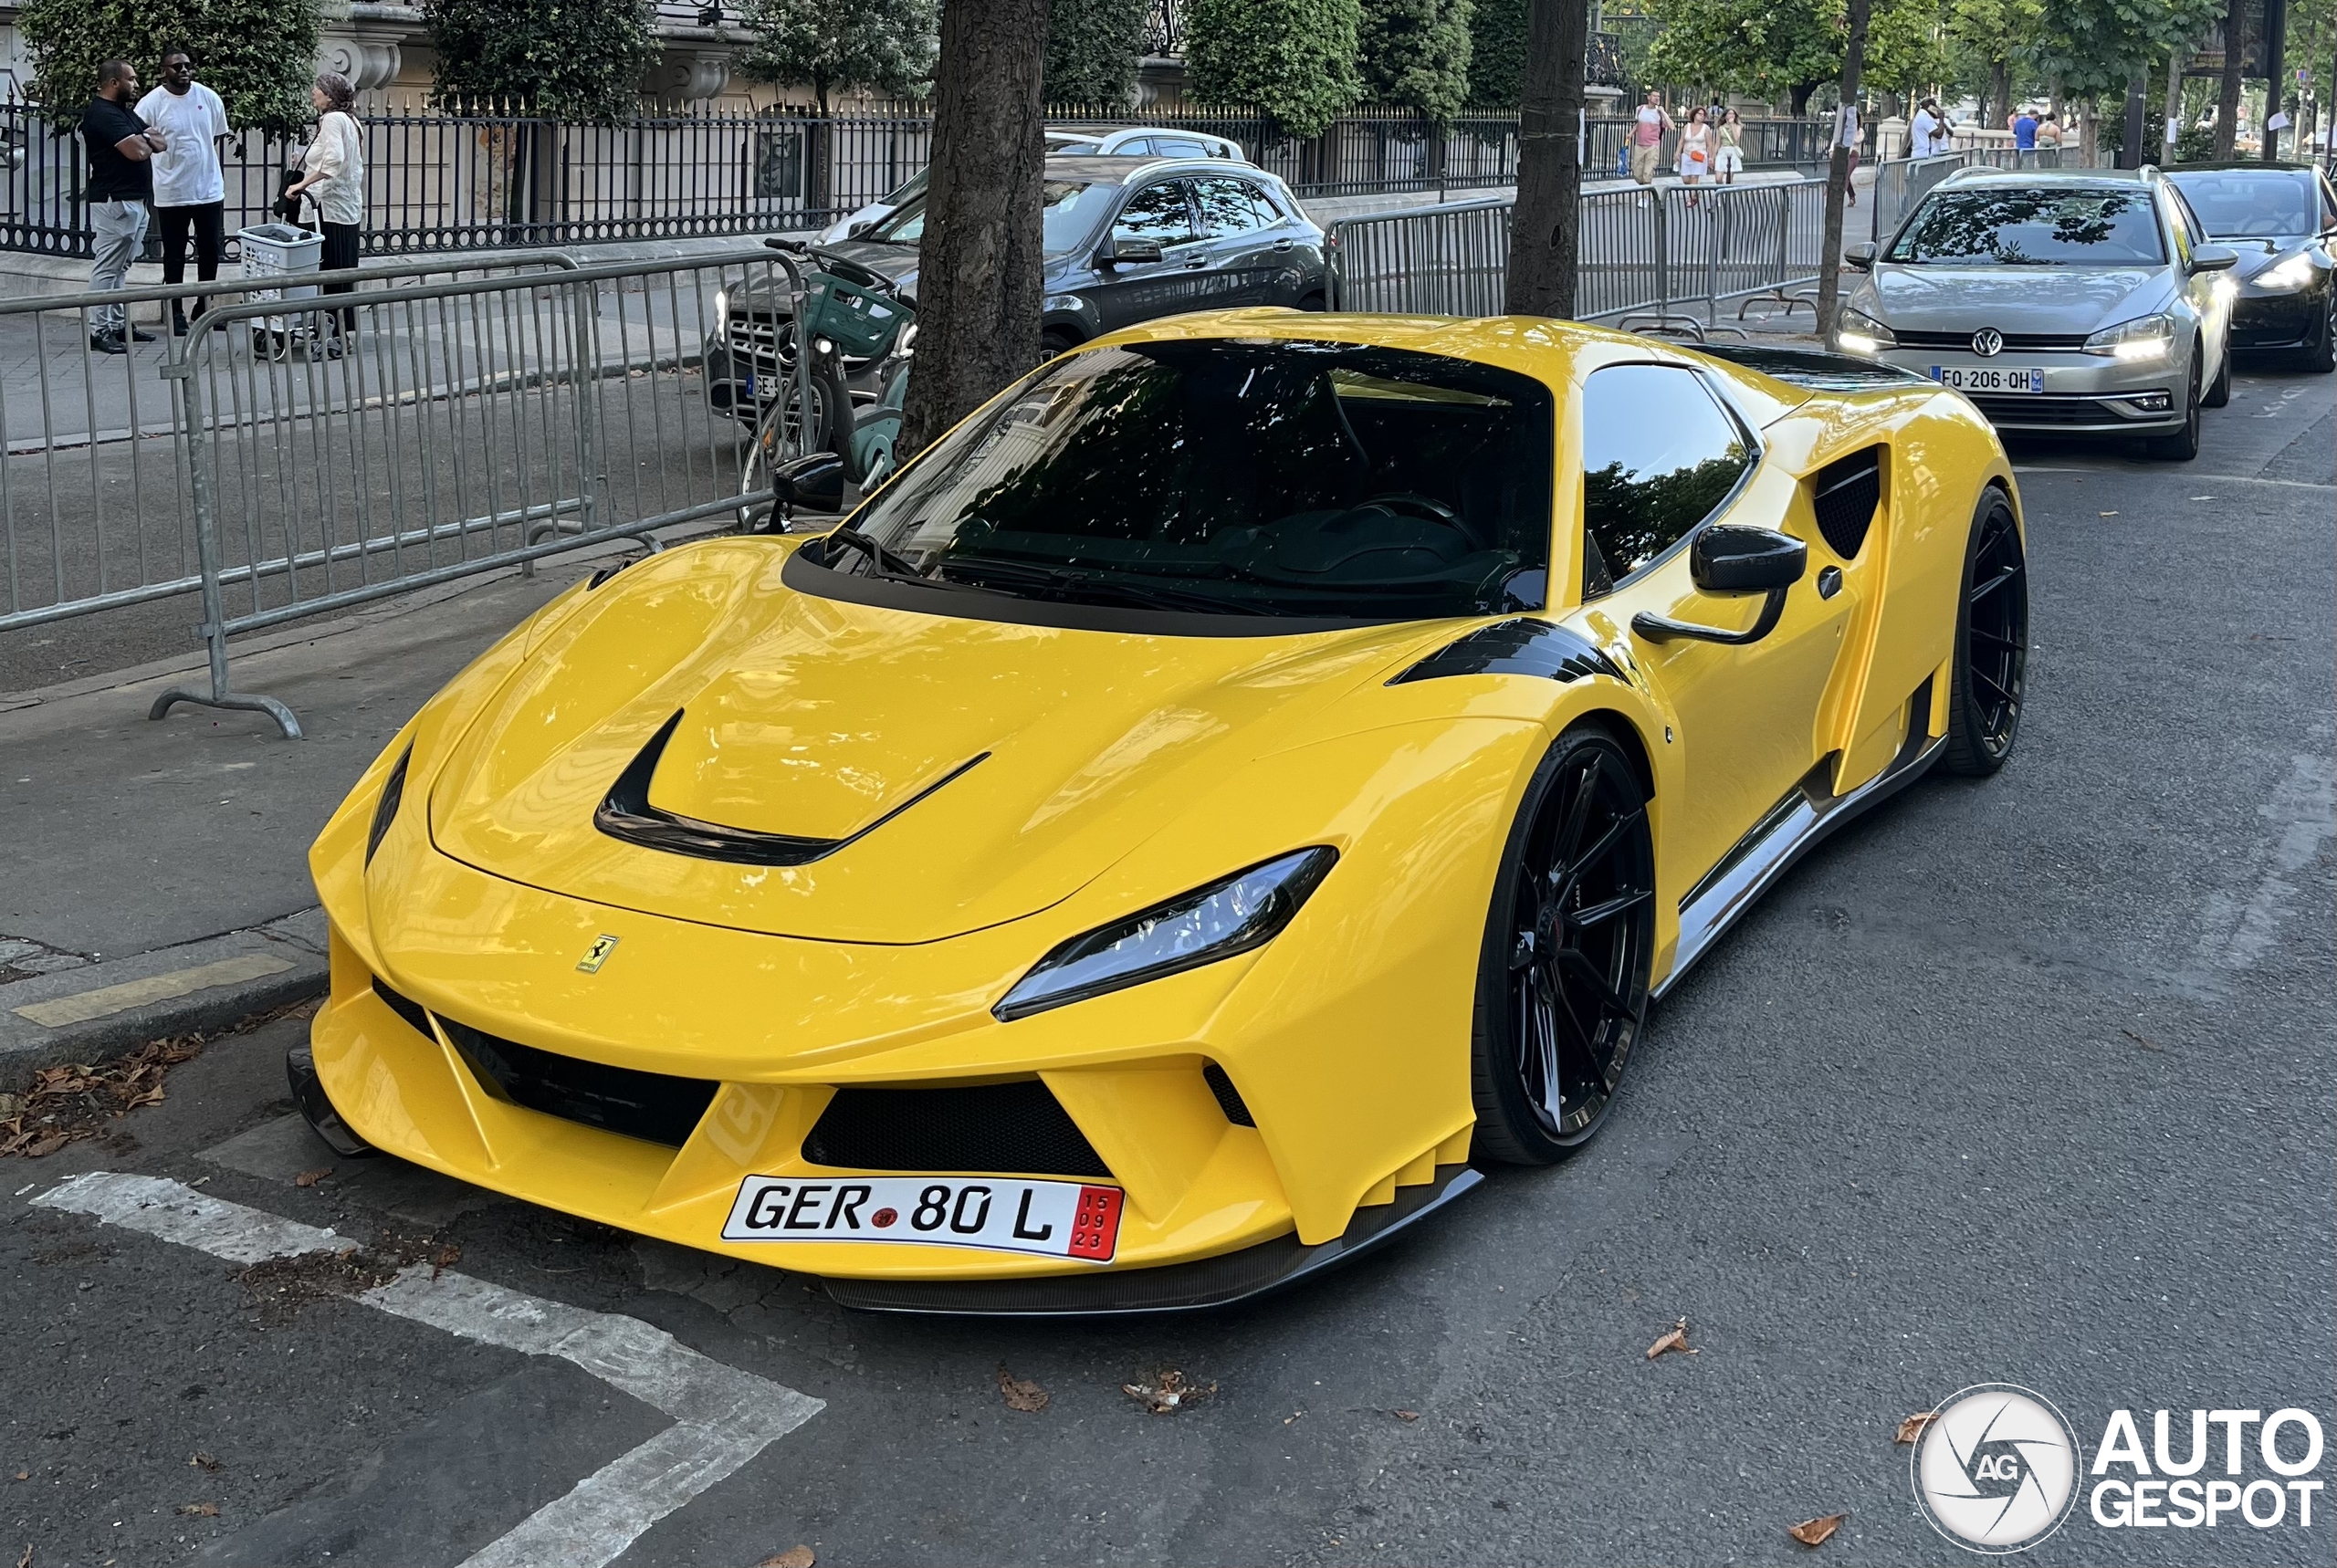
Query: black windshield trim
781 545 1430 637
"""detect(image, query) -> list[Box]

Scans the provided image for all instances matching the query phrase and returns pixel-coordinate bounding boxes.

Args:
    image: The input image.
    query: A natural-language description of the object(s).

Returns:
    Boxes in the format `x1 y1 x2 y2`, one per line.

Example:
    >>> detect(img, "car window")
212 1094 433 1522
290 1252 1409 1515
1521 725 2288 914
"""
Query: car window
1155 137 1210 158
1108 136 1155 155
2161 171 2317 238
865 178 1121 256
2167 195 2195 267
1888 188 2167 266
1578 364 1753 594
1115 180 1199 246
1194 177 1270 236
2321 173 2337 230
843 340 1557 621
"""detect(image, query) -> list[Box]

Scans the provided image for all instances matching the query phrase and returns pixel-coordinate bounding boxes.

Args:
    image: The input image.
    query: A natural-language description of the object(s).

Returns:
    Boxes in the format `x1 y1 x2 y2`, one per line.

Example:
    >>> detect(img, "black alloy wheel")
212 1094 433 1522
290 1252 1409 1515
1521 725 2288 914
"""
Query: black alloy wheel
2309 286 2336 374
1471 727 1656 1164
1942 491 2028 777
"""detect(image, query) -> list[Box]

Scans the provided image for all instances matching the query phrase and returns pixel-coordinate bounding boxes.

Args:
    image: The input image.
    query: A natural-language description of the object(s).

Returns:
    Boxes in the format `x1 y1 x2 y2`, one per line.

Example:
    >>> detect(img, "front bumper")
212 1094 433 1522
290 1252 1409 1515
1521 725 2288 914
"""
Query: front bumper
1864 347 2185 434
2230 291 2324 350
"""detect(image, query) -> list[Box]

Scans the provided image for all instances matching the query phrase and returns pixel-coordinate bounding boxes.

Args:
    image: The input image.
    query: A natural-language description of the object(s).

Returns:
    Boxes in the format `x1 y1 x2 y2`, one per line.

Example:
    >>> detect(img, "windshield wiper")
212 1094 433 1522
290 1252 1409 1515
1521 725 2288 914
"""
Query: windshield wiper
823 525 921 580
938 553 1251 615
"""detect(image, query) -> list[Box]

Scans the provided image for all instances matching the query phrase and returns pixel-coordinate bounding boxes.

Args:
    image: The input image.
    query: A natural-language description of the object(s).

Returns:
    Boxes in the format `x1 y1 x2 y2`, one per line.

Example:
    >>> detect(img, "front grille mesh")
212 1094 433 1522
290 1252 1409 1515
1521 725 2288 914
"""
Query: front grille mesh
803 1081 1112 1178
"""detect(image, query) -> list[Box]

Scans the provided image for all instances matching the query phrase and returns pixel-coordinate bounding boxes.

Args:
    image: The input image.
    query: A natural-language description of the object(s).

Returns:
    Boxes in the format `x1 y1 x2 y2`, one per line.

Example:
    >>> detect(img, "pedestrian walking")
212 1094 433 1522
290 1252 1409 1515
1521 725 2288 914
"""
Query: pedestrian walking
2012 105 2039 168
279 72 363 355
1630 89 1673 198
135 50 230 336
1714 108 1745 183
80 59 164 354
1677 107 1713 206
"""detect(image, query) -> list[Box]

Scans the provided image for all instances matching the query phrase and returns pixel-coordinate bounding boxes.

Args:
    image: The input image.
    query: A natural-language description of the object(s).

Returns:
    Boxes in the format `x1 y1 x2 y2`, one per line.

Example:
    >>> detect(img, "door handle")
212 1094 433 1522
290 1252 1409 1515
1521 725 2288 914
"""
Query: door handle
1273 238 1294 251
1182 257 1207 269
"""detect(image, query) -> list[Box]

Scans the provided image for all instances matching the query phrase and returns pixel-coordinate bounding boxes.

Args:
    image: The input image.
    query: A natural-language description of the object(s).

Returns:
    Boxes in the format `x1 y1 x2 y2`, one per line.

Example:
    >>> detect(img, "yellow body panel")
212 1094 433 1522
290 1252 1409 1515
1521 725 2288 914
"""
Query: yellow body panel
308 308 2018 1283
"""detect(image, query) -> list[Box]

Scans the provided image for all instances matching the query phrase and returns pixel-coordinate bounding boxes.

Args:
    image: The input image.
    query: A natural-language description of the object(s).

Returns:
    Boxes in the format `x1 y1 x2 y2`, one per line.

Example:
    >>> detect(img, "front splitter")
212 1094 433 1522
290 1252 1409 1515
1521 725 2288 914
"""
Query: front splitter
822 1162 1483 1317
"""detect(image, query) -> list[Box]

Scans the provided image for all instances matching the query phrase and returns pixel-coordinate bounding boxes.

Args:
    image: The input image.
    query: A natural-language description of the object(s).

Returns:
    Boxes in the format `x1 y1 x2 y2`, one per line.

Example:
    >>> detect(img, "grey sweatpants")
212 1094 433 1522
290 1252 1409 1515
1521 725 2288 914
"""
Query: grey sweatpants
88 198 149 333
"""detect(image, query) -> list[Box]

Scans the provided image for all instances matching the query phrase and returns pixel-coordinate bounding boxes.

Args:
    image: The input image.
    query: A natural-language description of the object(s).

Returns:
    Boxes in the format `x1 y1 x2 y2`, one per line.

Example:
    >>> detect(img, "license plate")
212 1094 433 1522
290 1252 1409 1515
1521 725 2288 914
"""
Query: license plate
721 1175 1124 1261
1931 365 2044 392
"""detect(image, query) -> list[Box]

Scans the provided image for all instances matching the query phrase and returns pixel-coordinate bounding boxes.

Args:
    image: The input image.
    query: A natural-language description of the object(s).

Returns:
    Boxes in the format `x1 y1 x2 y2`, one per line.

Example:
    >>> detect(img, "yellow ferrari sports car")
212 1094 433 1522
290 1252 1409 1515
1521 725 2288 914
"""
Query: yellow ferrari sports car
295 309 2028 1313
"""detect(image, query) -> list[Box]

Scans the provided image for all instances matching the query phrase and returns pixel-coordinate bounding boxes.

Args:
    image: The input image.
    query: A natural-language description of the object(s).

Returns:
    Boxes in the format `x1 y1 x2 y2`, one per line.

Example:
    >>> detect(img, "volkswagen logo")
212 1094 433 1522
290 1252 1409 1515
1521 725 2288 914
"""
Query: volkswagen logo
1911 1384 2083 1553
1971 328 2005 358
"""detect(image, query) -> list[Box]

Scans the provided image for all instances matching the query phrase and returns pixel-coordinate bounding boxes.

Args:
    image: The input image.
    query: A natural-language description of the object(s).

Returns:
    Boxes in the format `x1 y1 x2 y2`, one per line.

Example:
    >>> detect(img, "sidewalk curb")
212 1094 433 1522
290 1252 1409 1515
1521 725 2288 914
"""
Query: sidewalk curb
0 911 330 1081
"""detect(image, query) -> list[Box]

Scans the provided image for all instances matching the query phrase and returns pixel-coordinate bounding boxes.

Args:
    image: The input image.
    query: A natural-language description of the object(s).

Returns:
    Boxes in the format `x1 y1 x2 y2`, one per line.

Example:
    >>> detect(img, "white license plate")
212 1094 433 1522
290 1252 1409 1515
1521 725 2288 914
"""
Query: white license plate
1932 365 2045 392
721 1174 1125 1261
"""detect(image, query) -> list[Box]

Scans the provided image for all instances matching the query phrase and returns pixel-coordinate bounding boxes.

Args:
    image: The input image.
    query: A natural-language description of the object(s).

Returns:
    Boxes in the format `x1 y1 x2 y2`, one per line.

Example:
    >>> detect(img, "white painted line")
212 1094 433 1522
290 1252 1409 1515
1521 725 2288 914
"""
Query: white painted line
33 1172 823 1567
10 953 294 1027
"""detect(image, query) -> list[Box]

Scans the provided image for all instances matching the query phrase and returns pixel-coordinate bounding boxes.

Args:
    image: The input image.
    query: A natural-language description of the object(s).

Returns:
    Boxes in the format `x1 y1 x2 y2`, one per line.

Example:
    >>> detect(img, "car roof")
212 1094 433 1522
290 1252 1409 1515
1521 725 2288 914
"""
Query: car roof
1936 166 2154 192
1044 154 1277 185
2161 161 2322 179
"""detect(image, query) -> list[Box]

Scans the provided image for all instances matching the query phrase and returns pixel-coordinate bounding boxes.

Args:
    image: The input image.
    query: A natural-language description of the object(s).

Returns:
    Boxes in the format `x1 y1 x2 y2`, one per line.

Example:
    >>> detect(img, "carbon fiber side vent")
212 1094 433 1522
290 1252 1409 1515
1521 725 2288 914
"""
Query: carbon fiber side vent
1810 447 1883 560
1389 618 1621 685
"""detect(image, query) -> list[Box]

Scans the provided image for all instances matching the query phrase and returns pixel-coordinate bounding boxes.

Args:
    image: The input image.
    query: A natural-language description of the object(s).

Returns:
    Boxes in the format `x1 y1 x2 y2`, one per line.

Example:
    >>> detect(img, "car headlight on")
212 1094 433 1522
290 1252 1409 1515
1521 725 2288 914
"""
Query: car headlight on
2254 252 2319 293
993 847 1338 1021
714 287 729 334
1836 308 1895 354
2082 312 2176 361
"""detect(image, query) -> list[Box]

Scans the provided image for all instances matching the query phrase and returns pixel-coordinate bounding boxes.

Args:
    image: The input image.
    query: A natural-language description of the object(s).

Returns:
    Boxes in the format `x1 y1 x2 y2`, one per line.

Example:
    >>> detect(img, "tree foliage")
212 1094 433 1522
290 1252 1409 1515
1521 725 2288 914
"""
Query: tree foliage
2027 0 2219 99
424 0 662 120
1462 0 1528 108
1185 0 1363 134
1357 0 1475 120
18 0 320 132
1045 0 1147 107
739 0 939 112
1643 0 1843 111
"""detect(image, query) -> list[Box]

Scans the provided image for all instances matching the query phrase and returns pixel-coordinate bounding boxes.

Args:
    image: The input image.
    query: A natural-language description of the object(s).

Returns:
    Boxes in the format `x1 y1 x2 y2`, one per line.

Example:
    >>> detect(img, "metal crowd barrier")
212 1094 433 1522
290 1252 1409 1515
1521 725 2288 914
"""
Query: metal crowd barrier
1868 153 1971 244
1330 176 1831 329
0 247 800 737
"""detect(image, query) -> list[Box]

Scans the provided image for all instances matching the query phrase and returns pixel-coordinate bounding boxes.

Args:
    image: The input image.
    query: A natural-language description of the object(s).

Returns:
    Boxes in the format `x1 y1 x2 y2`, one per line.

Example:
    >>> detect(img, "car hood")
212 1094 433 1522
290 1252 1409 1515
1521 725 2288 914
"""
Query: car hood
424 539 1436 945
1866 265 2173 334
2218 236 2314 284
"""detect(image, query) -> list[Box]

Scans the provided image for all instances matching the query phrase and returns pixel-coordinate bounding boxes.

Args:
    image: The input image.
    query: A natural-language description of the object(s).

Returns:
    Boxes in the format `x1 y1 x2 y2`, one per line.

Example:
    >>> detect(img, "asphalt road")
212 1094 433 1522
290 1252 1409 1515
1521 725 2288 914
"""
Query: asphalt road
1 360 2330 1568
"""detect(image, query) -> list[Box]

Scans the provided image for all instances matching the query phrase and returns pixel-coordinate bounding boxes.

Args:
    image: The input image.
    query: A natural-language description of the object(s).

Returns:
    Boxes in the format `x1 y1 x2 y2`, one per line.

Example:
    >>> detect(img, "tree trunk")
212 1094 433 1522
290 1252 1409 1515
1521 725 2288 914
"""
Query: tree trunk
1505 0 1588 317
900 0 1053 457
2121 63 2148 168
1986 60 2009 129
2216 0 2245 158
1816 0 1870 337
2261 0 2288 158
2080 98 2098 165
1790 81 1817 115
2163 49 2186 162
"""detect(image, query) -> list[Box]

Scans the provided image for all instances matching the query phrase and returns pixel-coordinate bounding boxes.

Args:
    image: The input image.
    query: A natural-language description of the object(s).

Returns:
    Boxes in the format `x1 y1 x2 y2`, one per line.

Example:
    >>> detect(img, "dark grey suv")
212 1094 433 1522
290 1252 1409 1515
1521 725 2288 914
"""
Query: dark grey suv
707 156 1333 420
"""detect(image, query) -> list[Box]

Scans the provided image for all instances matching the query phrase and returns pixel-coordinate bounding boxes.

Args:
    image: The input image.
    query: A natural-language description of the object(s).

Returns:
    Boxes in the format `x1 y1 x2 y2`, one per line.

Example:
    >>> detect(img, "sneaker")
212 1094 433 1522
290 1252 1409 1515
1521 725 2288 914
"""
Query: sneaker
172 306 189 337
129 326 158 343
89 329 126 354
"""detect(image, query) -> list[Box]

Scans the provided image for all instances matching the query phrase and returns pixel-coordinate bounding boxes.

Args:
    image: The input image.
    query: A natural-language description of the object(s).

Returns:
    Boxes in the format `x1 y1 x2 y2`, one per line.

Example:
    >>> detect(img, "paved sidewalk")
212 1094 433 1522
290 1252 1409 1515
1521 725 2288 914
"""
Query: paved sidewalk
0 550 614 1074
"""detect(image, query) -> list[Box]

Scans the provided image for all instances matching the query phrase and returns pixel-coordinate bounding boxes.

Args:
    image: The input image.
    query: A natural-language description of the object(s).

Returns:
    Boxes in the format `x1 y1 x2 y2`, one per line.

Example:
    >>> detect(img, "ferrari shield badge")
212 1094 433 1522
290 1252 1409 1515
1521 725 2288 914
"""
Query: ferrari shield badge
577 934 621 974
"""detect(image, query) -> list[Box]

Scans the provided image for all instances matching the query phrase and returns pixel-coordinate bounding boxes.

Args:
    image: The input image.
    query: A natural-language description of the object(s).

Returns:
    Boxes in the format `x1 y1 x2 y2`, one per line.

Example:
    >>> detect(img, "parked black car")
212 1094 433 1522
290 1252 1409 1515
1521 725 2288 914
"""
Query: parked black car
707 155 1335 422
2164 162 2337 371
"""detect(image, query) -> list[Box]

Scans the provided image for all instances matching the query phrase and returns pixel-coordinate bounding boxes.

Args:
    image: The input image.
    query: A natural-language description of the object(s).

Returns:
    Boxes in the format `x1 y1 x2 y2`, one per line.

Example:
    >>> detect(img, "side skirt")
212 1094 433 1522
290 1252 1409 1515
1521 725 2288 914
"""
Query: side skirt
1656 695 1943 1002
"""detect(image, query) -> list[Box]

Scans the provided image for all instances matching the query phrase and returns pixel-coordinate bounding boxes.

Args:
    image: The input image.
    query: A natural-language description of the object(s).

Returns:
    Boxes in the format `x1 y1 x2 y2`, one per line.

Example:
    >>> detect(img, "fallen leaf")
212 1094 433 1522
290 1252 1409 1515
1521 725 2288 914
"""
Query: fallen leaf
1895 1411 1937 1444
996 1365 1049 1414
1646 1316 1698 1360
0 1095 19 1121
431 1243 461 1279
1788 1512 1847 1547
19 1134 66 1159
755 1548 815 1568
16 1542 28 1568
177 1501 220 1518
9 1471 22 1480
189 1452 222 1471
1391 1409 1419 1422
293 1167 331 1187
1123 1368 1217 1415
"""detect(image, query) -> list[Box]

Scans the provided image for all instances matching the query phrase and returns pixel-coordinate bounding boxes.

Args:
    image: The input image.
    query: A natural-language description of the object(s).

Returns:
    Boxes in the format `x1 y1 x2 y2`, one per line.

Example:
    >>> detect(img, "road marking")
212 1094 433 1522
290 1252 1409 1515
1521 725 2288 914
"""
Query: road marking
32 1172 823 1567
2195 752 2337 973
2012 465 2335 489
10 953 293 1027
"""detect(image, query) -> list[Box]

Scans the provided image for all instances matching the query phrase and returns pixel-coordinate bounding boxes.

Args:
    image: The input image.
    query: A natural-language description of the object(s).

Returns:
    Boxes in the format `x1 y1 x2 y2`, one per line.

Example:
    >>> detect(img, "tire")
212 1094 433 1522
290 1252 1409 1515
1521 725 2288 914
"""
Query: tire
2203 338 2232 407
1470 726 1656 1164
1038 328 1078 366
2308 288 2336 374
1941 489 2028 778
1295 291 1328 311
2143 350 2201 461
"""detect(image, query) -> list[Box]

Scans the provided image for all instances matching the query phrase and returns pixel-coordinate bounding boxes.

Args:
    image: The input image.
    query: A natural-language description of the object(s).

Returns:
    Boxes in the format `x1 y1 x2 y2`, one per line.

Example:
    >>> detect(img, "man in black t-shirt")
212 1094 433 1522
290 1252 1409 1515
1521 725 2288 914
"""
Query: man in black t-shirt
81 59 167 352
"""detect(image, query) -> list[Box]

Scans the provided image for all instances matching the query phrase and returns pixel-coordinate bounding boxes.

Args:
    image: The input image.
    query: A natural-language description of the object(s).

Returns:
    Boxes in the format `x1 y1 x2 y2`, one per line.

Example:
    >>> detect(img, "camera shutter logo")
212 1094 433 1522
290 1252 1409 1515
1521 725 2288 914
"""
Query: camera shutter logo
1971 328 2005 358
1912 1384 2083 1553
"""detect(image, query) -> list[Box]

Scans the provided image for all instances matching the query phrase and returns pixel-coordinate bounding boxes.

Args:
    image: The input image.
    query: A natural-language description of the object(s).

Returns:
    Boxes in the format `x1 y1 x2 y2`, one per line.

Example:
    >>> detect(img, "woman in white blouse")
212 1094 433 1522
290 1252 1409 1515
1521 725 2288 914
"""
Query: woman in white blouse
281 72 363 349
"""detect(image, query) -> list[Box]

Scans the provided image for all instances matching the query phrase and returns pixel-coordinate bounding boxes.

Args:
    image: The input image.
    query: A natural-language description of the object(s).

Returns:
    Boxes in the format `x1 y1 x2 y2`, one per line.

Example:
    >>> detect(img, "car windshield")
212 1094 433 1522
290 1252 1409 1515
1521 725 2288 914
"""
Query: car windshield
862 179 1121 255
831 340 1556 621
2165 172 2318 236
1889 188 2166 266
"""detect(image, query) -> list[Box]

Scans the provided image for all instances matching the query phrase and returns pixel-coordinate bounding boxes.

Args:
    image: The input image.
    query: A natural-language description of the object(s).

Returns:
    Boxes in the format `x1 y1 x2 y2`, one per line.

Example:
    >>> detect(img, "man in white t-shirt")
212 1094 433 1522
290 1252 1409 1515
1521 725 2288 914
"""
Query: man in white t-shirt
1909 98 1954 158
135 50 230 335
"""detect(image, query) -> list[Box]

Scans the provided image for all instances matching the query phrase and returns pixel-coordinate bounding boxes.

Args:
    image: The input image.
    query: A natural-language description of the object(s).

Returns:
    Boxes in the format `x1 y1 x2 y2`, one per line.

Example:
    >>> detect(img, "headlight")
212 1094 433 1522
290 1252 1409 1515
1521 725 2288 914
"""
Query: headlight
365 742 414 865
993 847 1338 1021
2082 312 2175 361
1836 307 1895 354
2255 252 2319 293
714 287 729 332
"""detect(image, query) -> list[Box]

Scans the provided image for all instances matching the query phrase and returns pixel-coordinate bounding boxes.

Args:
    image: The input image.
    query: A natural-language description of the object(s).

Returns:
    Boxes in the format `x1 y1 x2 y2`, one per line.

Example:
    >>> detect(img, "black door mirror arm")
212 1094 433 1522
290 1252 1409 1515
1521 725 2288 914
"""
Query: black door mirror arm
1630 588 1790 646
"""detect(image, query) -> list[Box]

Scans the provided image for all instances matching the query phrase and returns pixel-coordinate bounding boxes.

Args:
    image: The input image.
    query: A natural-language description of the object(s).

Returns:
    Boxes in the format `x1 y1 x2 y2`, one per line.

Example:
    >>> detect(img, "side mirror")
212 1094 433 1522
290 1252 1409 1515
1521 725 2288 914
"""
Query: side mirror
1844 241 1879 270
1097 234 1163 268
846 219 873 239
770 451 846 517
2189 243 2239 273
1631 527 1808 647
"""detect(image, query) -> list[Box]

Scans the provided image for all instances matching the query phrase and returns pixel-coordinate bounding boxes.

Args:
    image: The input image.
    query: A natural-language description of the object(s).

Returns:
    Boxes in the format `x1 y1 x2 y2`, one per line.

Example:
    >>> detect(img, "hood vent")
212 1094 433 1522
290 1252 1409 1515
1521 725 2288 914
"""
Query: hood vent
594 708 989 868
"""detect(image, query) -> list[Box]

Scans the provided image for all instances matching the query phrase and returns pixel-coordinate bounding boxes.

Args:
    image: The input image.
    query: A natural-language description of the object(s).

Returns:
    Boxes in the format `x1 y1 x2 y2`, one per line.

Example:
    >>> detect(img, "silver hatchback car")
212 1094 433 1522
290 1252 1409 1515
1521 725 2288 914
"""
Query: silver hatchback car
1836 167 2238 460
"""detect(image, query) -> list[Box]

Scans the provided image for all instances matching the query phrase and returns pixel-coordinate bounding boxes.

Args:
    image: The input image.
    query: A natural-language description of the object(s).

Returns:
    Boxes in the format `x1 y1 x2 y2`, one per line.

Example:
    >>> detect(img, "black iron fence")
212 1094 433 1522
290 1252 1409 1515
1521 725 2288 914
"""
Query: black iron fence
0 99 1853 260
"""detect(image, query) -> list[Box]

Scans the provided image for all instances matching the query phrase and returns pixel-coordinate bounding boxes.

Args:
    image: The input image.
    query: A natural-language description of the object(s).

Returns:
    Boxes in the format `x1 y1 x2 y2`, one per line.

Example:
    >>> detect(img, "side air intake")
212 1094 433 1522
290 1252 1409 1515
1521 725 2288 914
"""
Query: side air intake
1810 446 1883 560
